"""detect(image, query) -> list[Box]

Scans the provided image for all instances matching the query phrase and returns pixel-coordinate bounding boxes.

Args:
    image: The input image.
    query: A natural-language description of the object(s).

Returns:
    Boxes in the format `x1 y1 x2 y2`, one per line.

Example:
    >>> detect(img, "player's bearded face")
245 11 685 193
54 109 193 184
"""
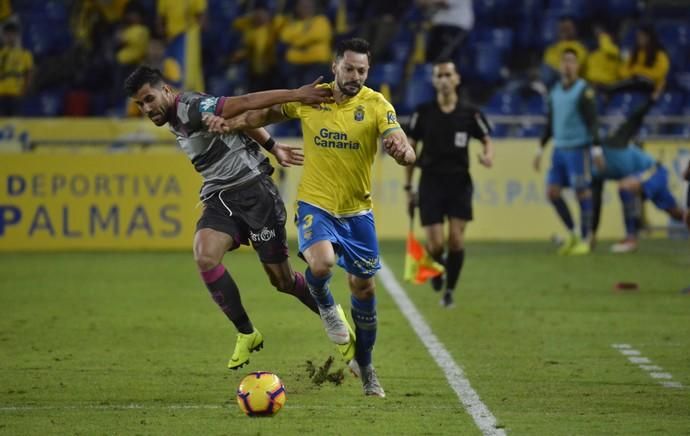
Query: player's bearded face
134 83 171 126
334 51 369 97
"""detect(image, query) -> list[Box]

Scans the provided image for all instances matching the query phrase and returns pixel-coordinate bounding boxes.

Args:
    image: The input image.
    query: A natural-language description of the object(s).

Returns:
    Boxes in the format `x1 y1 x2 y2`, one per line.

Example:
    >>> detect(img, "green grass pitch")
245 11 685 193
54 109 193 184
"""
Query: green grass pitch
1 240 689 435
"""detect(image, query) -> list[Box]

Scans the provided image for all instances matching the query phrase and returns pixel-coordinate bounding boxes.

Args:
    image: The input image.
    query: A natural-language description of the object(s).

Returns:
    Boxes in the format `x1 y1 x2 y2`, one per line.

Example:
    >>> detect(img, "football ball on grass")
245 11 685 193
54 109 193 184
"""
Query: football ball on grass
236 371 286 417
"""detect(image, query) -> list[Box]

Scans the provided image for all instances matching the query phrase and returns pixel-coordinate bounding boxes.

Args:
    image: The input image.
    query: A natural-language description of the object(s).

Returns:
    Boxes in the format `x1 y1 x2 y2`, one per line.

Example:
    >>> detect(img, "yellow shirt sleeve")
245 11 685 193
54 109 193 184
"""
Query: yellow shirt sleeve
281 101 301 119
376 95 401 137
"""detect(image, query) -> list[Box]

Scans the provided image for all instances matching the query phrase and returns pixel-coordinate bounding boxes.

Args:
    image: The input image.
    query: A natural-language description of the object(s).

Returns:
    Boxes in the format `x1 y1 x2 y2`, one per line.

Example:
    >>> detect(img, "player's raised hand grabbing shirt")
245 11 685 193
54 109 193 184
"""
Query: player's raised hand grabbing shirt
281 84 402 216
168 92 272 198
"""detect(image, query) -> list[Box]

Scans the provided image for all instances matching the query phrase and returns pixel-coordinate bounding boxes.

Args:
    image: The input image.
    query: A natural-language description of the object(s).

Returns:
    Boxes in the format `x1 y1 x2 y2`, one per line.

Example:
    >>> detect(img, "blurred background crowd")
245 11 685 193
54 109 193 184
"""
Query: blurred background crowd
1 0 689 137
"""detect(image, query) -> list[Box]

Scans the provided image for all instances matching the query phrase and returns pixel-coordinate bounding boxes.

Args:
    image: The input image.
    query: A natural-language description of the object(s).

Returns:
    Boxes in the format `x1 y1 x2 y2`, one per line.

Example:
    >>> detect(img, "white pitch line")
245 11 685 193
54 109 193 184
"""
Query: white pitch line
0 404 224 412
639 365 662 372
379 259 505 436
611 344 684 389
649 372 673 380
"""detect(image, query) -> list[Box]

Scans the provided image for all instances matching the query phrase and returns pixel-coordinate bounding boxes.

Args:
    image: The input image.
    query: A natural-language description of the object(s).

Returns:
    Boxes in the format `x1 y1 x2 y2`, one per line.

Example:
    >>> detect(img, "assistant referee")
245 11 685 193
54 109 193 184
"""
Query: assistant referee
405 60 494 308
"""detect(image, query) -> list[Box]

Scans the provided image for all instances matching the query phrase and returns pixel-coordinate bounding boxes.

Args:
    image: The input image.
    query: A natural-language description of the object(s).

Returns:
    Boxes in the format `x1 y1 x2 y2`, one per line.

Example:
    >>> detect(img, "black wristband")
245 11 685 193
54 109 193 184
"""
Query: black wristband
403 184 412 192
261 137 275 151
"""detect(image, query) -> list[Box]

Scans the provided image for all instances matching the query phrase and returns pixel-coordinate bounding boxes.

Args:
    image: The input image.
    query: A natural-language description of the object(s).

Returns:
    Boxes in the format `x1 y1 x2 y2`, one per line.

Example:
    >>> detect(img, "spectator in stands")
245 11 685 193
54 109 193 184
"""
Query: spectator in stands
585 26 621 89
614 24 669 96
0 22 33 116
417 0 474 63
147 38 182 87
72 0 127 53
116 5 150 69
156 0 206 91
125 38 181 117
279 0 332 89
354 0 412 63
97 0 129 26
232 2 284 92
113 4 151 110
541 16 588 88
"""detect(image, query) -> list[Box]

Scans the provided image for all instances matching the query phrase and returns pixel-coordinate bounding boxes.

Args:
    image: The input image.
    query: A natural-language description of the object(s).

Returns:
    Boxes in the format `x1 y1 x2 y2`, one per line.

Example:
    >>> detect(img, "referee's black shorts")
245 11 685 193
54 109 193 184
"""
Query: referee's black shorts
418 171 473 226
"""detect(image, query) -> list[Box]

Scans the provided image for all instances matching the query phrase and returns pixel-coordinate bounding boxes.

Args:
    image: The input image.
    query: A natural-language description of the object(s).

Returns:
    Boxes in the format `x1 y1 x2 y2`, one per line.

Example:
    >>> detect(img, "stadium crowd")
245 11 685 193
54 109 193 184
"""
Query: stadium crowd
0 0 689 137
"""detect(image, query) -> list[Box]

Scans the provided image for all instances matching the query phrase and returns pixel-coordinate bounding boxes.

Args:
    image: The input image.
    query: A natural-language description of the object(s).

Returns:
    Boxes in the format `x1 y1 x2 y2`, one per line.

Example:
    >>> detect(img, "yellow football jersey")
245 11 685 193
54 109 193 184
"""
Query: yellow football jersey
282 84 402 216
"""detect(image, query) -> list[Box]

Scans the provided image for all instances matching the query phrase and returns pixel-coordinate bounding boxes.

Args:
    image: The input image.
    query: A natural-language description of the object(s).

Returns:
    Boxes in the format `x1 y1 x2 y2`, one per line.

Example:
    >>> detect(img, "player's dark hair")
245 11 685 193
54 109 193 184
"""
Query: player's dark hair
562 48 579 60
123 66 165 96
336 38 371 62
433 58 456 67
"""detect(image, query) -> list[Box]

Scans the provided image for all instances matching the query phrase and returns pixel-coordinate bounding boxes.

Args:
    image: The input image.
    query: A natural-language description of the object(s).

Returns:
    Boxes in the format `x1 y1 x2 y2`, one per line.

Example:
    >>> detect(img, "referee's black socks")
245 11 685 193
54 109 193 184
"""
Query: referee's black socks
445 249 465 293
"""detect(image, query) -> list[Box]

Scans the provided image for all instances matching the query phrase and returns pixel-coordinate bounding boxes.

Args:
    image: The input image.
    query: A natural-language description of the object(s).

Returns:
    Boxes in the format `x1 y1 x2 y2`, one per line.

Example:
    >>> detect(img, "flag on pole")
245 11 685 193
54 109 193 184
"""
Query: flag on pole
404 230 444 284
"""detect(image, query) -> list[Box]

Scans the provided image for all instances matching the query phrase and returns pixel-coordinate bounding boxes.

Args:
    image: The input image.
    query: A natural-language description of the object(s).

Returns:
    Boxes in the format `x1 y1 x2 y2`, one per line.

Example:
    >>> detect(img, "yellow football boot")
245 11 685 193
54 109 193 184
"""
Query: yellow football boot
228 329 264 370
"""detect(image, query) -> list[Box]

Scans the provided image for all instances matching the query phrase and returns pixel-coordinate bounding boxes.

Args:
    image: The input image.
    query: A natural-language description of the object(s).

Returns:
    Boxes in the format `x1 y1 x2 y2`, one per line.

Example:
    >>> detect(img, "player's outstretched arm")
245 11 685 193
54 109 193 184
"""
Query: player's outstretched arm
218 77 333 119
205 105 288 133
383 130 415 166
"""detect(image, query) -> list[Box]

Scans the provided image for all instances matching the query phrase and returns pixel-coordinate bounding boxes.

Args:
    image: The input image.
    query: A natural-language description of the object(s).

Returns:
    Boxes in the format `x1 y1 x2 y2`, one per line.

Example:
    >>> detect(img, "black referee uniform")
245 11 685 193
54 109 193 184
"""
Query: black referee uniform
408 101 491 226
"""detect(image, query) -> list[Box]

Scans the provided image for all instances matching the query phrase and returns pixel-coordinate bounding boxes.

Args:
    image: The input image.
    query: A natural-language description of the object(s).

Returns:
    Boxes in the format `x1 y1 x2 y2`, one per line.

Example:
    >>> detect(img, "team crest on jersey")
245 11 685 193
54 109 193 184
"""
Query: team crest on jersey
354 105 365 121
200 97 218 113
386 111 396 124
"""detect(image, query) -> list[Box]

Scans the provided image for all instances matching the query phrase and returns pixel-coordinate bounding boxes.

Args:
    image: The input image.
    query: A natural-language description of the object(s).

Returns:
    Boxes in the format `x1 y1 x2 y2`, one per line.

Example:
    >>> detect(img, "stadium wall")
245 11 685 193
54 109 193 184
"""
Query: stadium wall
1 119 688 251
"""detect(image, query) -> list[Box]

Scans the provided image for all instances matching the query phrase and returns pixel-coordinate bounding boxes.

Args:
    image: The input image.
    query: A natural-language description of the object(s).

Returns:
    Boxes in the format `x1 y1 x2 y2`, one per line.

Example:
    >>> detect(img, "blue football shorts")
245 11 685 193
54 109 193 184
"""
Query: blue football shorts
547 147 592 191
638 164 678 211
295 201 381 278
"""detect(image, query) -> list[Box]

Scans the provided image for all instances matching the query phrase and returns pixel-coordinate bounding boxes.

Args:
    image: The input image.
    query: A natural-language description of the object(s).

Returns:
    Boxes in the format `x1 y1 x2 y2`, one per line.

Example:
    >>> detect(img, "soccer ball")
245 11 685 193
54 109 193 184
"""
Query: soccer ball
236 371 286 417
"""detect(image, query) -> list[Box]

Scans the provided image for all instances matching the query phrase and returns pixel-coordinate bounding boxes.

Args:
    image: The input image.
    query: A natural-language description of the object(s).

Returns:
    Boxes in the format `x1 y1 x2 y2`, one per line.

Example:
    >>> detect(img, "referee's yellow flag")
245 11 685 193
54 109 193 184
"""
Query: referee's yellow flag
404 231 444 284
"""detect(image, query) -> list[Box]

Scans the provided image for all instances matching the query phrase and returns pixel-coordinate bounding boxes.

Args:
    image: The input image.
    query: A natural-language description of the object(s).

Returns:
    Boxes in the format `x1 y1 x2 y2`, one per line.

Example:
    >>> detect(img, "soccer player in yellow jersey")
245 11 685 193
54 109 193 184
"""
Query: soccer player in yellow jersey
206 38 415 397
